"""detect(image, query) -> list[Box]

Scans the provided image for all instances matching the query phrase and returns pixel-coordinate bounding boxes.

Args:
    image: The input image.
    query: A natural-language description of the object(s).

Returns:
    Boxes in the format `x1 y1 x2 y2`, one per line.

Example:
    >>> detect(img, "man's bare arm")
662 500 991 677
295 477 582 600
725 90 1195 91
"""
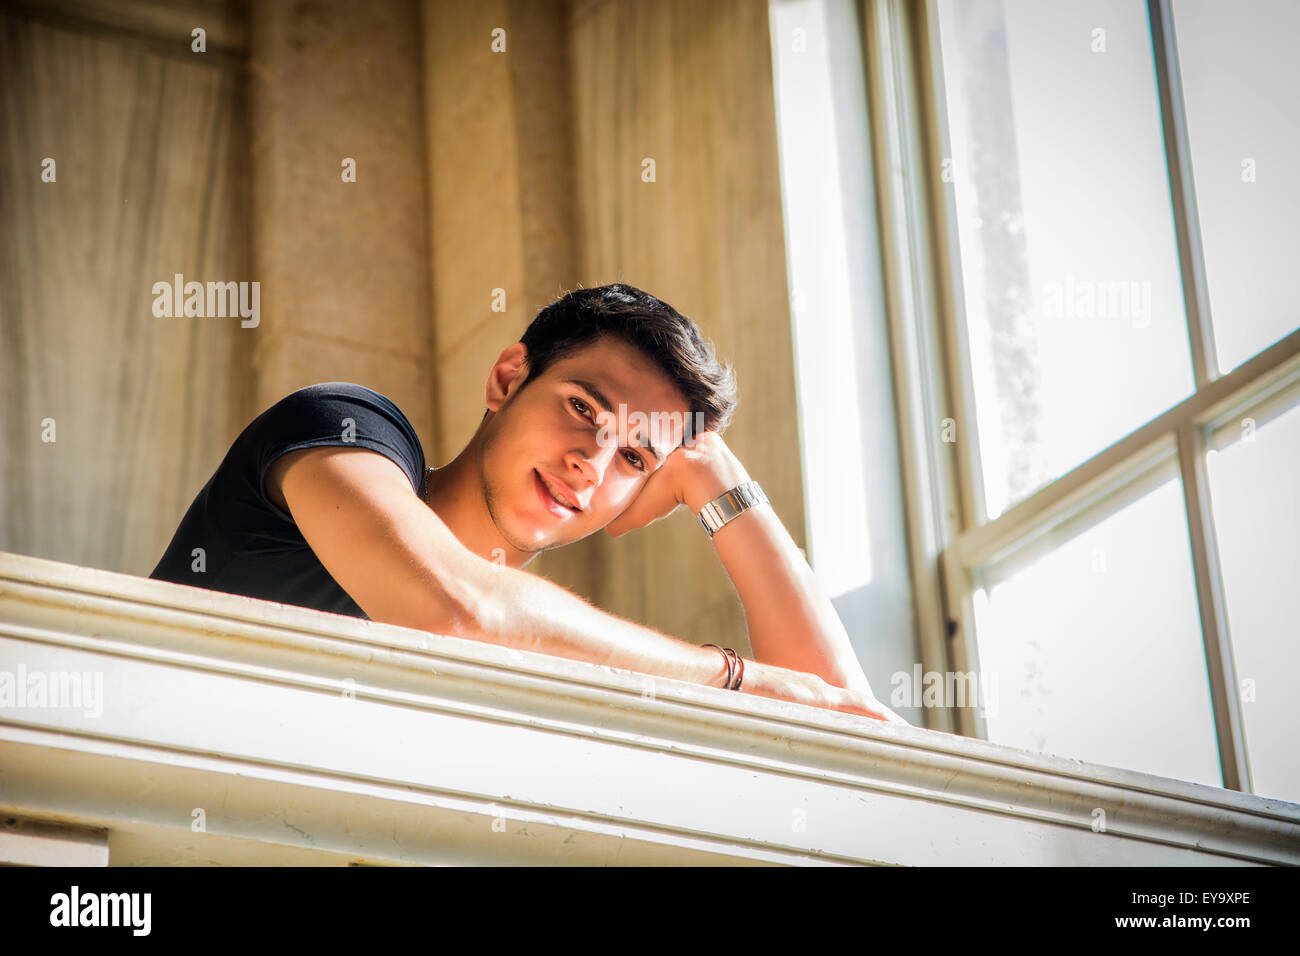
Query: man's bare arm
604 431 907 724
707 497 881 694
269 447 893 718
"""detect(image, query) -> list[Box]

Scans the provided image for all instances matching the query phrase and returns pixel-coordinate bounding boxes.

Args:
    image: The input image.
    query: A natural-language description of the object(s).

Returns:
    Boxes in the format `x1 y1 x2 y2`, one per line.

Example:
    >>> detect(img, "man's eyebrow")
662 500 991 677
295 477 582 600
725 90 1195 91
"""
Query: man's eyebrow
564 378 667 464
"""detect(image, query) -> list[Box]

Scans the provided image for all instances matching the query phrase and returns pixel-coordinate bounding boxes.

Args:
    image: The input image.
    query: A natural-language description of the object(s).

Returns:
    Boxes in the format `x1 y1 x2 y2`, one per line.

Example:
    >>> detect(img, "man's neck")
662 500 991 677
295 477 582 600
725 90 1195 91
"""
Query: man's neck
420 441 537 570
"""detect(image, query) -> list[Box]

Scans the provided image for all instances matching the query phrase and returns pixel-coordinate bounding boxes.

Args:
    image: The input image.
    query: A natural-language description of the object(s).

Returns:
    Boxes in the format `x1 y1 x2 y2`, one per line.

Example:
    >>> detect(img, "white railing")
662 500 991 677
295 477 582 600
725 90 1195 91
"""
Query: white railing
0 551 1296 866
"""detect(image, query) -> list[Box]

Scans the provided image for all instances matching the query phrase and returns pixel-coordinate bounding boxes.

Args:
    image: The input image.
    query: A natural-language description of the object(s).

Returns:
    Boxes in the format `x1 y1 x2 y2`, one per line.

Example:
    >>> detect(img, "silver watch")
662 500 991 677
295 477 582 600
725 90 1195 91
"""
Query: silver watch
697 480 768 539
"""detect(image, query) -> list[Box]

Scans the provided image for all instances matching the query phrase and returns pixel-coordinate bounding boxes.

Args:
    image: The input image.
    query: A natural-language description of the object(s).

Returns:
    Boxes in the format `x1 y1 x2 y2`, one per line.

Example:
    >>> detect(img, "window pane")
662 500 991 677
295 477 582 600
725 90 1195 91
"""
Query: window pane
1206 397 1300 803
936 0 1194 520
972 475 1222 786
1173 0 1300 374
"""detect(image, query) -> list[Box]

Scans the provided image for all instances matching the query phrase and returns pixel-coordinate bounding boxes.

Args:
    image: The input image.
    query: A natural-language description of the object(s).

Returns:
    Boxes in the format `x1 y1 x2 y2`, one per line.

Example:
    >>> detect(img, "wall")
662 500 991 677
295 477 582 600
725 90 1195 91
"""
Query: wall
249 0 437 441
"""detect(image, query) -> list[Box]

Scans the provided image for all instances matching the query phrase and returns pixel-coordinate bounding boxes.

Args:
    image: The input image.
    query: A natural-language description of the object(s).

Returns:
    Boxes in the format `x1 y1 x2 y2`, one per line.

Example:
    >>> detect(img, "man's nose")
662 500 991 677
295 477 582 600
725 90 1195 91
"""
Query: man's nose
566 435 619 486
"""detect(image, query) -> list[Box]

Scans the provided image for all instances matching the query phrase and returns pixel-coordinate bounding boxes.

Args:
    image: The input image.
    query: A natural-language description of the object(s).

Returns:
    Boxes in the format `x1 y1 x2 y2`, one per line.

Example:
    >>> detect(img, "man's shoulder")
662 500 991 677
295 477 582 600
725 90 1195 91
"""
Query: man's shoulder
244 380 427 508
260 381 417 433
272 381 396 409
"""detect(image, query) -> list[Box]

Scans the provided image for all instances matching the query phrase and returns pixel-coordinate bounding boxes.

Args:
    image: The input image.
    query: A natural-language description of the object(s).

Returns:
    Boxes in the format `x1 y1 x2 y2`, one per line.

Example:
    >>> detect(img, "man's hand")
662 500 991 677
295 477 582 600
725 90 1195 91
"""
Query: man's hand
743 660 910 725
604 430 749 538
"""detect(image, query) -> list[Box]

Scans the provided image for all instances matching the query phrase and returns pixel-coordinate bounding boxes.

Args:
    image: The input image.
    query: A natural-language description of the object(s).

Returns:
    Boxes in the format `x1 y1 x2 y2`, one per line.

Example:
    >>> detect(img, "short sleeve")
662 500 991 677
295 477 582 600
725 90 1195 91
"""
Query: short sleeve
247 382 426 520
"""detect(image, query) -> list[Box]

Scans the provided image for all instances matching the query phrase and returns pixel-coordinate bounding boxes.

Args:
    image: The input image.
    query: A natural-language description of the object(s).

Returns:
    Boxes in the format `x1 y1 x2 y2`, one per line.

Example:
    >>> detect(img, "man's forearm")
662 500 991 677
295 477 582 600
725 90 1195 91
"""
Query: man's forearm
443 551 733 689
708 501 874 694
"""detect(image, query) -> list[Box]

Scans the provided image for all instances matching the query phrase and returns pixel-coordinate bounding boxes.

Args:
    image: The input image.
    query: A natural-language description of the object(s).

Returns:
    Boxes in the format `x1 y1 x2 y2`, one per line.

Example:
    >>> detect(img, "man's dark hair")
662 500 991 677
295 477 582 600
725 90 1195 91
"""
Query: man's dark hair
510 283 738 438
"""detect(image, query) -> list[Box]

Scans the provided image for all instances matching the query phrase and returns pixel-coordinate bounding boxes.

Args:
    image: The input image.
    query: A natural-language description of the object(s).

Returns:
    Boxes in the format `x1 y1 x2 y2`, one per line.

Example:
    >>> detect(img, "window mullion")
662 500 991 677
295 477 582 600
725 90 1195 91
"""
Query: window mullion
1149 0 1216 388
1151 0 1249 791
1176 424 1251 792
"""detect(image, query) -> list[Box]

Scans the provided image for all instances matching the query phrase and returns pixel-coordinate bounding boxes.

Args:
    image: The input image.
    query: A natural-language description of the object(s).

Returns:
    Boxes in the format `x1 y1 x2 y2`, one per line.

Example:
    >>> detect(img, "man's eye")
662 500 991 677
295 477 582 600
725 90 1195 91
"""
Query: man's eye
570 396 643 471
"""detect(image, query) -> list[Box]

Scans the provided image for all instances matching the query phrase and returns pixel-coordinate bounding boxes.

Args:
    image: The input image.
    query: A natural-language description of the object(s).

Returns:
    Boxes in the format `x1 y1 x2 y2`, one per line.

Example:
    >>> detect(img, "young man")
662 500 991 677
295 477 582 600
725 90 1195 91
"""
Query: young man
150 284 906 724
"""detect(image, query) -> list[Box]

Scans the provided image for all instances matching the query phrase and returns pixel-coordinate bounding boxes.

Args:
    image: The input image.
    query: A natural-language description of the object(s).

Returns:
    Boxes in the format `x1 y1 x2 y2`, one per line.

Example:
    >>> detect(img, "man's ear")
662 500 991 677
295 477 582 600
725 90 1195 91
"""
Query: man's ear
486 342 529 412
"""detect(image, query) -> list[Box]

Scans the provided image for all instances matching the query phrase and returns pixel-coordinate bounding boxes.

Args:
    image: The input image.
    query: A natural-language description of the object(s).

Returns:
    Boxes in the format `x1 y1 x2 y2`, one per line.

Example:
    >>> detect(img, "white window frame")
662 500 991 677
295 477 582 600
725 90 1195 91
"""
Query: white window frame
863 0 1300 792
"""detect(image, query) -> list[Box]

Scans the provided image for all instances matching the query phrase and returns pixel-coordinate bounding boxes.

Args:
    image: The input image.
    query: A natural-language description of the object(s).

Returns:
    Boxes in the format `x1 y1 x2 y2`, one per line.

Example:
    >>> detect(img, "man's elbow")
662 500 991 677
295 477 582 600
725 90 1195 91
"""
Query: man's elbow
354 560 484 643
415 560 492 642
411 582 481 641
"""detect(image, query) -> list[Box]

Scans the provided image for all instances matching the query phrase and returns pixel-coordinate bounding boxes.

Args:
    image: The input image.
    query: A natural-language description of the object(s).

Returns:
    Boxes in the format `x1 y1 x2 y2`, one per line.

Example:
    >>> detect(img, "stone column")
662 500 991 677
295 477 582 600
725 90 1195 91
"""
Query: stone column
249 0 437 443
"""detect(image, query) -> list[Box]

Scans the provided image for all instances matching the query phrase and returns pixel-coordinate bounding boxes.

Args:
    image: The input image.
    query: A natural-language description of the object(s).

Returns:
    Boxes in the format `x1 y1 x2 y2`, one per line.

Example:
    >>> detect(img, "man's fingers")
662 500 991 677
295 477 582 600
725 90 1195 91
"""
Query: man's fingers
834 688 904 723
605 492 656 537
604 512 635 537
604 498 656 537
881 706 910 725
604 469 680 537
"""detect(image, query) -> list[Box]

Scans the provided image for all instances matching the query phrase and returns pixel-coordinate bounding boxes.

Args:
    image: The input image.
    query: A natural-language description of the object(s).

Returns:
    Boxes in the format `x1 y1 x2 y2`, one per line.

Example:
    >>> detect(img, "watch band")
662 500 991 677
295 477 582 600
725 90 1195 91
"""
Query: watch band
697 480 768 539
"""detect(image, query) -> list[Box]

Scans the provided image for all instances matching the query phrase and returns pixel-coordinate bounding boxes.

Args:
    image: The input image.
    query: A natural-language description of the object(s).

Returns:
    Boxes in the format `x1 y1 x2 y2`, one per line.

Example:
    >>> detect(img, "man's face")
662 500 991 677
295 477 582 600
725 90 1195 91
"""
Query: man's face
478 336 692 554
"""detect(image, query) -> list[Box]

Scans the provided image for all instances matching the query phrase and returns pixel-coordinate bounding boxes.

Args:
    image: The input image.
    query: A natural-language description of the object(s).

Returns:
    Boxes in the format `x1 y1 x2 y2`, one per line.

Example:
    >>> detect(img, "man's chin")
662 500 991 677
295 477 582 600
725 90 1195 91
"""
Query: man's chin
533 522 597 553
501 514 580 556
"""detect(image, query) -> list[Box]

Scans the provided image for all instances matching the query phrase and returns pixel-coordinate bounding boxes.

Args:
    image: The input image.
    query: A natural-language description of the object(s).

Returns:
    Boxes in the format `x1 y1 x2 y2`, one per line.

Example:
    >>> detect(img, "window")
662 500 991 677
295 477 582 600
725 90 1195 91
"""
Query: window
972 465 1221 786
878 0 1300 797
1205 388 1300 802
937 0 1193 523
1172 0 1300 374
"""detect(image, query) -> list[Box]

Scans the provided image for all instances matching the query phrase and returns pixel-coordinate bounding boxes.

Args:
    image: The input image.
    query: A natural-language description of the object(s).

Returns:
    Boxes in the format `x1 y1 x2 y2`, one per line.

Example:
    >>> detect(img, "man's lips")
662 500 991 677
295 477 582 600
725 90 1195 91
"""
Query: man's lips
534 469 580 516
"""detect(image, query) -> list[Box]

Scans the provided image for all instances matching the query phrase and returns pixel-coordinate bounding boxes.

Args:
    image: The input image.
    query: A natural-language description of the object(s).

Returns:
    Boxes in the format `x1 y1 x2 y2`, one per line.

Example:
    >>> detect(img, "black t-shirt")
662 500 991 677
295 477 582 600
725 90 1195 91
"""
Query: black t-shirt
149 382 426 619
